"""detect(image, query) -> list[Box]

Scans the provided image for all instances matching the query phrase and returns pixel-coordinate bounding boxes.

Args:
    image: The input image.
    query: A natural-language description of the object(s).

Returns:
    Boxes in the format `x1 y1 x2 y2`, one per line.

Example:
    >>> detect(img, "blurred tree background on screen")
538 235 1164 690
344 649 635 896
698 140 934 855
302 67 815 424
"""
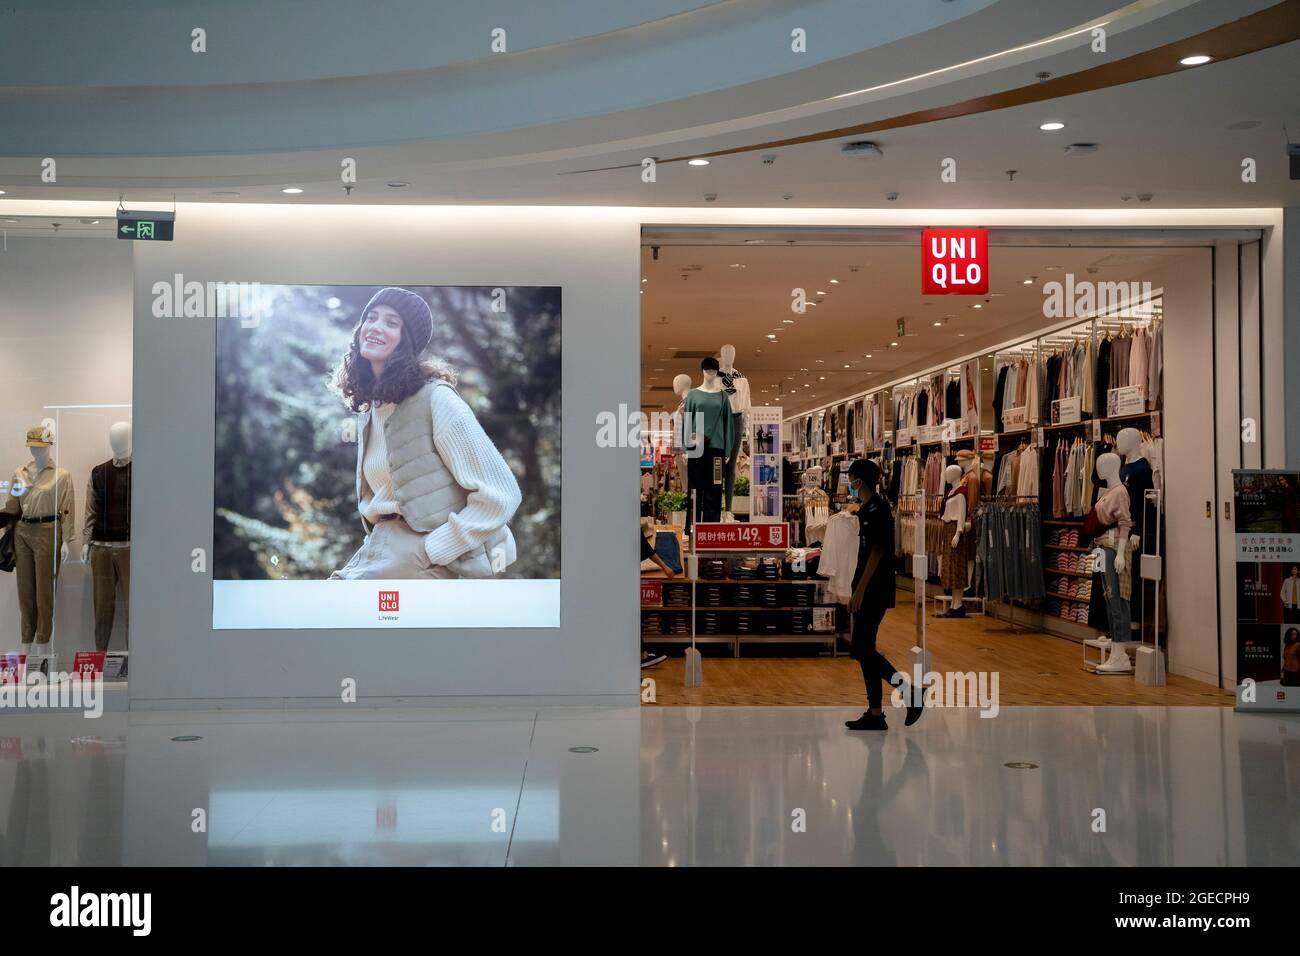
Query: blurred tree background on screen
214 285 561 580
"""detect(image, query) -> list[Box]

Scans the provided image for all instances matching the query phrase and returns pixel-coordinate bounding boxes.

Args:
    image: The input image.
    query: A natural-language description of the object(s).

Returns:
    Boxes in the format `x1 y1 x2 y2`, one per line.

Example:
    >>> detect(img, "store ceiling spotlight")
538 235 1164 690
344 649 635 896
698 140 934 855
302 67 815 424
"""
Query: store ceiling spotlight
212 190 240 197
1064 143 1098 155
386 181 409 188
281 186 304 194
972 303 983 309
1023 277 1035 284
1179 54 1212 66
829 278 840 284
688 158 710 166
1039 121 1065 131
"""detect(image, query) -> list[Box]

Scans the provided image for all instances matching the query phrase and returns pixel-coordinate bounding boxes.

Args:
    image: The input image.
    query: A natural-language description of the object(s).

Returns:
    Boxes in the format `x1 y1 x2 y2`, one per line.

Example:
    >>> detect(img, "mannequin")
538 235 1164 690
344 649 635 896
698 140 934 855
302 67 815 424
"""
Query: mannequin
1116 426 1151 598
937 462 975 617
670 373 693 493
81 422 132 653
718 344 751 520
683 357 734 534
3 425 75 649
1088 452 1134 673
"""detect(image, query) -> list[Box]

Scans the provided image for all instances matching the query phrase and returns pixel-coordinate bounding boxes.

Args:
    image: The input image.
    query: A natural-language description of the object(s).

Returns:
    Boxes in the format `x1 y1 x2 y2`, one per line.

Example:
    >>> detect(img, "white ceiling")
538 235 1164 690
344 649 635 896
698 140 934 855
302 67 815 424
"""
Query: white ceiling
2 0 1297 209
639 236 1199 417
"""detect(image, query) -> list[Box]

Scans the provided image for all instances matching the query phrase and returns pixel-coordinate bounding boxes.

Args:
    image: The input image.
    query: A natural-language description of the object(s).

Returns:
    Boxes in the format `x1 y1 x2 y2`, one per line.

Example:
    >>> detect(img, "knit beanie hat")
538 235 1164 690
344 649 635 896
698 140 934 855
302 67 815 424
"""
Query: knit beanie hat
360 288 433 356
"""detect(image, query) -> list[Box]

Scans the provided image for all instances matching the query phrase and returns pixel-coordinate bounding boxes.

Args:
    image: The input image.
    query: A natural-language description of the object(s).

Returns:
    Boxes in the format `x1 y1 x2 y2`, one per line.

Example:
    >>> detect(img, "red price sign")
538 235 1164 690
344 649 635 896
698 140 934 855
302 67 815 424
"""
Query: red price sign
640 581 663 606
693 523 788 551
70 652 105 681
922 228 988 295
0 654 24 685
979 435 997 454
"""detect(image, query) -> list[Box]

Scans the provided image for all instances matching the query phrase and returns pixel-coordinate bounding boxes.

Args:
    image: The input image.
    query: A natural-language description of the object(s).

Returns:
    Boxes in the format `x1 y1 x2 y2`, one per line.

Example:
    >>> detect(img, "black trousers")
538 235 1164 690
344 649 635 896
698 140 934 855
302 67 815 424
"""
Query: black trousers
851 603 898 710
685 445 724 535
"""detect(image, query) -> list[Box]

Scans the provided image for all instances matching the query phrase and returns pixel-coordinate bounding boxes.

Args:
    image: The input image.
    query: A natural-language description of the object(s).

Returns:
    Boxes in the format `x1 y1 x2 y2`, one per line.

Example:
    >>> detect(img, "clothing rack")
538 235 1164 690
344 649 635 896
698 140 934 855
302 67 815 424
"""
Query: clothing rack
979 494 1044 635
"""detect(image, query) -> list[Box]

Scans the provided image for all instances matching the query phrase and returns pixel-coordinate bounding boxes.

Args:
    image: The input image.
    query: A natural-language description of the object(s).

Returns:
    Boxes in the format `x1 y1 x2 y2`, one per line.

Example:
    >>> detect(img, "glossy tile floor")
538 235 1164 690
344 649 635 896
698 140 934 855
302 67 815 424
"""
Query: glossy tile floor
0 705 1297 865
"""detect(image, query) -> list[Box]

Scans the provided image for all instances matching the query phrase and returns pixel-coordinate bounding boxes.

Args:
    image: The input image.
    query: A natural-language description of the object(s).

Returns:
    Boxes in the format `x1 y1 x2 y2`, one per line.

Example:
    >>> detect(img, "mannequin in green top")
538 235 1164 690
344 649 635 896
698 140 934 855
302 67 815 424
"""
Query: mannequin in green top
682 357 734 534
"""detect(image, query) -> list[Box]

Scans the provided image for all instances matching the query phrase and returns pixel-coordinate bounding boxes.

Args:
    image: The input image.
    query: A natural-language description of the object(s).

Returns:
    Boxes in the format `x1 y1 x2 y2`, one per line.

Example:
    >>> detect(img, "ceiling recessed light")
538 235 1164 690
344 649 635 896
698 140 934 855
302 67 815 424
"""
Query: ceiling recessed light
766 334 777 339
0 189 6 195
890 342 898 347
1039 121 1065 131
744 238 764 245
816 290 827 295
3 218 18 224
386 181 409 188
843 364 850 368
688 158 710 167
782 319 795 324
641 278 647 283
865 354 872 359
973 303 983 309
1023 277 1034 285
933 321 942 327
829 278 840 284
212 190 241 196
819 376 826 380
281 187 304 194
1179 54 1212 66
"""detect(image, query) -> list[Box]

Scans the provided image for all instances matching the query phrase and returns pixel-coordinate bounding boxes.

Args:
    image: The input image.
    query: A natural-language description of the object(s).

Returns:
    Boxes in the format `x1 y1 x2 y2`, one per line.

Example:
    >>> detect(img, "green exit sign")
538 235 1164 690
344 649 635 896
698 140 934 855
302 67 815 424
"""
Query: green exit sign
117 213 174 241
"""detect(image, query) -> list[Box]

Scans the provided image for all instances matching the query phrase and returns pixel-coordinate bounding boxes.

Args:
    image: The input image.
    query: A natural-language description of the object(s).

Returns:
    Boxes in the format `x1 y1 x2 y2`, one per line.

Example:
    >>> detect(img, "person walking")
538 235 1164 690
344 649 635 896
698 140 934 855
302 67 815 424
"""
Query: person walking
844 458 923 731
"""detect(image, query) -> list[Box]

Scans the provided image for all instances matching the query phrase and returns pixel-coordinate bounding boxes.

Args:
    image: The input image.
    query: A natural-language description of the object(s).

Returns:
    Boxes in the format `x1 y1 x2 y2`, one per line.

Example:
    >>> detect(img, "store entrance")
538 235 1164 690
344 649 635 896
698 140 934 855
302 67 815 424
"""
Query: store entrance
638 226 1234 708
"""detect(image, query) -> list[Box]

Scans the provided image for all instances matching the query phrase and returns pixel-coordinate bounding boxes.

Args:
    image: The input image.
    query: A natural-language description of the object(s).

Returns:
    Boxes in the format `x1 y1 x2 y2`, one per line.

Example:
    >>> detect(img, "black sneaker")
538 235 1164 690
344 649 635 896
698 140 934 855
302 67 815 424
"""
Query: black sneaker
846 712 889 731
640 651 667 669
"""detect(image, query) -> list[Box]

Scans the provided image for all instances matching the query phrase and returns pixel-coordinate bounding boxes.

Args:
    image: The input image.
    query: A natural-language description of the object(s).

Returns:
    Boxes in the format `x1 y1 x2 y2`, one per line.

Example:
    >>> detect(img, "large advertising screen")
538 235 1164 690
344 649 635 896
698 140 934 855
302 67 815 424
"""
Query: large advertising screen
212 284 561 628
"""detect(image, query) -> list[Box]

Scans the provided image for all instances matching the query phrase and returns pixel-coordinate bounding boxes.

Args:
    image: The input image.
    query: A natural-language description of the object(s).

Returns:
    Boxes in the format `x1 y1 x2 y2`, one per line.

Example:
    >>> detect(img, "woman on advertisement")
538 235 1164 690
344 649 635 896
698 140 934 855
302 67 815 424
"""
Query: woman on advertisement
329 287 522 580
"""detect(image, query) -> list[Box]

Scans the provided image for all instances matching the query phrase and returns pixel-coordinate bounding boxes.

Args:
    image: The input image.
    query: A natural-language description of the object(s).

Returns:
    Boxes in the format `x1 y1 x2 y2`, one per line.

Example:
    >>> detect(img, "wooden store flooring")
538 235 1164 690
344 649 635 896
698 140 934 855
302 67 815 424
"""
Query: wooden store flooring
645 590 1234 708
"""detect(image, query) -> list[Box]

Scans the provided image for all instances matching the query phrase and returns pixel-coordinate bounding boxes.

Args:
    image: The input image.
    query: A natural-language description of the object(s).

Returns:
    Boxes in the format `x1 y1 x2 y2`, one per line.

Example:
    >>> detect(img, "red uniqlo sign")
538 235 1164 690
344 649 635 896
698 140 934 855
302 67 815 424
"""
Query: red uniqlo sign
693 523 788 551
70 651 105 681
640 581 663 606
921 228 989 295
379 590 399 612
0 654 24 685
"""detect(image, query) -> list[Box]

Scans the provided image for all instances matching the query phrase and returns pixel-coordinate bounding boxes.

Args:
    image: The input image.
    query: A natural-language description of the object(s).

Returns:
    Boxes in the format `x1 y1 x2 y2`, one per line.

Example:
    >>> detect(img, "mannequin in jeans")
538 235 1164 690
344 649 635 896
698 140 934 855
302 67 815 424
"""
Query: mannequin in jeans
1092 452 1136 673
682 358 733 535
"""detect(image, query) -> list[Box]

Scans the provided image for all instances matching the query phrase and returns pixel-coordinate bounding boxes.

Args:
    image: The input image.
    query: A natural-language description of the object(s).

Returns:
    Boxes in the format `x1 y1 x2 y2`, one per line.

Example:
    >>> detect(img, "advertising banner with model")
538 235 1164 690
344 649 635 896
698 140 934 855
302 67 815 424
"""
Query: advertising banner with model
212 285 561 629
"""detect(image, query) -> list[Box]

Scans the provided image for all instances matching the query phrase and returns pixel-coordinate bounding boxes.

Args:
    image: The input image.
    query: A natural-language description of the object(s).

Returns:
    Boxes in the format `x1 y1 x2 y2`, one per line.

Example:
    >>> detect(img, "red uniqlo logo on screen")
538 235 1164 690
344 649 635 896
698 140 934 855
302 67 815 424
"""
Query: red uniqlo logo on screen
921 228 989 295
379 590 399 612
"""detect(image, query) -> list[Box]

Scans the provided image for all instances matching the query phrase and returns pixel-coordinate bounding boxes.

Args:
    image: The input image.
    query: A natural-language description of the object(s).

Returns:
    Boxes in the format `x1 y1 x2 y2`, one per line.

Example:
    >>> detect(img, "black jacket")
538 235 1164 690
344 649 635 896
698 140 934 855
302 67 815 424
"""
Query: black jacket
0 513 15 573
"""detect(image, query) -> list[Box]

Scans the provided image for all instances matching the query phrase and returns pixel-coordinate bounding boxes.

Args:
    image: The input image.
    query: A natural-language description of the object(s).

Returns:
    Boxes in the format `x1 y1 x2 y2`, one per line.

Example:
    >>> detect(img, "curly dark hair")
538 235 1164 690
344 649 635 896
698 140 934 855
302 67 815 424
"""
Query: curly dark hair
332 319 457 412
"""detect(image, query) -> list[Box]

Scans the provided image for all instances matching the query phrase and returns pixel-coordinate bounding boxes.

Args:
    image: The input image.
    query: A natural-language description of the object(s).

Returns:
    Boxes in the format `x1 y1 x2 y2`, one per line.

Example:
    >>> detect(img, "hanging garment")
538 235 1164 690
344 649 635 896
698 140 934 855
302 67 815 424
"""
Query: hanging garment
945 378 961 420
1147 321 1163 409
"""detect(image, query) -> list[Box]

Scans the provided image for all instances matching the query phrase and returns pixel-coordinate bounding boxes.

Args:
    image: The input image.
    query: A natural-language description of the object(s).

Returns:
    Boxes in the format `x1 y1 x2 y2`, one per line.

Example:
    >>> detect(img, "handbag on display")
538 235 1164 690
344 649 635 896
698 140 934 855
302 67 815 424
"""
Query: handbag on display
1081 507 1109 542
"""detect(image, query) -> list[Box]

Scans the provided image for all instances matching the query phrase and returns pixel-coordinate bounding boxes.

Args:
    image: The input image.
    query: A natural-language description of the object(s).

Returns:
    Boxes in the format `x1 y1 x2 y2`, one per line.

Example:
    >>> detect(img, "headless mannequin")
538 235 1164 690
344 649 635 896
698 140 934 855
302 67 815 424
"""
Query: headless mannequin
1112 429 1144 571
718 344 750 520
683 359 732 532
671 373 692 492
939 464 973 616
81 422 132 653
27 446 70 565
1092 452 1133 670
81 422 131 563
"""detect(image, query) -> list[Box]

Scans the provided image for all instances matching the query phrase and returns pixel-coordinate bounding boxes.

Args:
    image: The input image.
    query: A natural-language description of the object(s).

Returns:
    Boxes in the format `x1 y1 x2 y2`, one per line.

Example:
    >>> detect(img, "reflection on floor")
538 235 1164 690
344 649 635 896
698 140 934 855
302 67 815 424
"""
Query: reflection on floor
0 705 1295 866
645 594 1232 707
